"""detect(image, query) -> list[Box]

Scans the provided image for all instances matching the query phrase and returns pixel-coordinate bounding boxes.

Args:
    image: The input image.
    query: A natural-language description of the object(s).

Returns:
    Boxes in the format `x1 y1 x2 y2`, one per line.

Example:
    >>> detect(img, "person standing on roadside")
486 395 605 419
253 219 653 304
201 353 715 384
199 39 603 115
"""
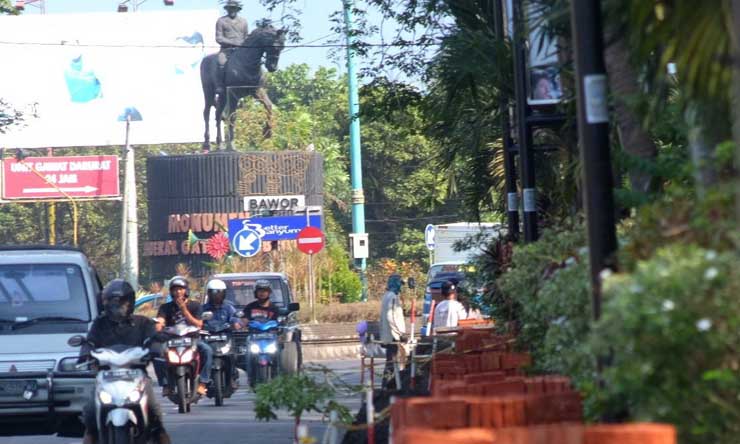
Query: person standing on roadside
379 274 406 388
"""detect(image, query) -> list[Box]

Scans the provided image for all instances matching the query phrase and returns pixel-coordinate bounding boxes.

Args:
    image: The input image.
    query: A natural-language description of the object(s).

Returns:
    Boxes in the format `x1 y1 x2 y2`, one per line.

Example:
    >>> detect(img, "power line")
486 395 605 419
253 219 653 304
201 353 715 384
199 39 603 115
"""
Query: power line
0 40 441 49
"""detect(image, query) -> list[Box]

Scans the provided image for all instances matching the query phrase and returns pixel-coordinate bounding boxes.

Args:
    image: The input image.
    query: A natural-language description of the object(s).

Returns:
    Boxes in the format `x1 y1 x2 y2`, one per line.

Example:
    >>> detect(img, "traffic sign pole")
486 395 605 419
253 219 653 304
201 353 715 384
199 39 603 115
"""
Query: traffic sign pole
297 226 326 324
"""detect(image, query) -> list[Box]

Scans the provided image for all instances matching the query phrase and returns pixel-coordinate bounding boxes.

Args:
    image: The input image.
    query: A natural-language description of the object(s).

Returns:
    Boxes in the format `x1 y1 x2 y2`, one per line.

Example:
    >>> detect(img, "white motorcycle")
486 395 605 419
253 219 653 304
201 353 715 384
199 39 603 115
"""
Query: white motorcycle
68 335 155 444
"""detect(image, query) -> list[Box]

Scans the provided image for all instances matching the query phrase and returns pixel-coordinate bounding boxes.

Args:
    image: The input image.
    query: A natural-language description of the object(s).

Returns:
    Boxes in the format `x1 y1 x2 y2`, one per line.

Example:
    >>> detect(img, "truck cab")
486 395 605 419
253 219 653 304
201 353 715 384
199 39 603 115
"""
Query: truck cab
0 246 102 437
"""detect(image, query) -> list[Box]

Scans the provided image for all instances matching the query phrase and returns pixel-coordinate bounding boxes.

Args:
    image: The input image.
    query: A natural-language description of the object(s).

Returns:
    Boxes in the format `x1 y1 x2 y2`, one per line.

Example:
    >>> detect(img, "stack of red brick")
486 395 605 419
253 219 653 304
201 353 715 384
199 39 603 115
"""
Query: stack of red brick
392 328 676 444
398 423 677 444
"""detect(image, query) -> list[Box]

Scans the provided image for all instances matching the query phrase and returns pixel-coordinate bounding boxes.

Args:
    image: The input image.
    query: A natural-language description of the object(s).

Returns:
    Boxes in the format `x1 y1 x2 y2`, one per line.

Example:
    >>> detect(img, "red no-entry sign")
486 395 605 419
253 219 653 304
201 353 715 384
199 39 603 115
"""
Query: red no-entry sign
2 155 120 200
297 226 325 255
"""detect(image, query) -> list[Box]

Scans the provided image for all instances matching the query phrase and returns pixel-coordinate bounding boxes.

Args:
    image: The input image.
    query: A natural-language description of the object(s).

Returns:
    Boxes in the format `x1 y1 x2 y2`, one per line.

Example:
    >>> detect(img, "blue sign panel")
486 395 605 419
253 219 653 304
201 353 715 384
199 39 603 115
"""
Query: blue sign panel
228 215 322 243
230 222 265 258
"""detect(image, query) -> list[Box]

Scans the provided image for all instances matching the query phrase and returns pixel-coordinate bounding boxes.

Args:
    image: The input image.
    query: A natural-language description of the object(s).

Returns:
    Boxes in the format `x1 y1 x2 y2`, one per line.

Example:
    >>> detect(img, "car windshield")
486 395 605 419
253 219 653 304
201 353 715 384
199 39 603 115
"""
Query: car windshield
0 263 91 323
428 264 466 280
222 278 284 308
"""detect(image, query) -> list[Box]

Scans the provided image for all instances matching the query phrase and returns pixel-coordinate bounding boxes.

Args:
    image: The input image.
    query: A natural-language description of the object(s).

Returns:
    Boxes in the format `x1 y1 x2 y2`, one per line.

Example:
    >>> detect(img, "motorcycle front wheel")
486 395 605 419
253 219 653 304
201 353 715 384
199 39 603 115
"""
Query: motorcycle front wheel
176 376 188 414
257 364 271 384
214 370 224 406
108 424 133 444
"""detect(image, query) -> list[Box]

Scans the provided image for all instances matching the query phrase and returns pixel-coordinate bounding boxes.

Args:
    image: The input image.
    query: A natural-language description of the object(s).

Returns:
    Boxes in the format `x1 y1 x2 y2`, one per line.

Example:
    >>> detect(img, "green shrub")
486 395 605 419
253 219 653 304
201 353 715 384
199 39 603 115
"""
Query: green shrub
593 244 740 444
323 243 362 303
493 226 587 356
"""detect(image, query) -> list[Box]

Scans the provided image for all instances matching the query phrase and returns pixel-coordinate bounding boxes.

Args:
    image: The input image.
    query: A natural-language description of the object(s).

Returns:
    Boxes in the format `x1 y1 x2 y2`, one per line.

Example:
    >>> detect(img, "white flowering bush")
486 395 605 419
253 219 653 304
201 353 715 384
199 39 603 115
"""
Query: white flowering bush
592 244 740 444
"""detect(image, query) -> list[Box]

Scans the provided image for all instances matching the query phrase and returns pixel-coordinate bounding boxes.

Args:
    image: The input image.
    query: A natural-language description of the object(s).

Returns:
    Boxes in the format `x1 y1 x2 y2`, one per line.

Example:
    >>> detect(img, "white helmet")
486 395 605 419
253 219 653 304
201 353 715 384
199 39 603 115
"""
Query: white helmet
206 278 228 305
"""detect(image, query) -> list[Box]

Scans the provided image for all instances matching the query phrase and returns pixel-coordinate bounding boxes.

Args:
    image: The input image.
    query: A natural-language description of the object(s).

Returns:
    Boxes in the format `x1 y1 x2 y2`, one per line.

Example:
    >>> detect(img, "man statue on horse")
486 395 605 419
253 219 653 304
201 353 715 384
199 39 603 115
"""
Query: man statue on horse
216 0 249 96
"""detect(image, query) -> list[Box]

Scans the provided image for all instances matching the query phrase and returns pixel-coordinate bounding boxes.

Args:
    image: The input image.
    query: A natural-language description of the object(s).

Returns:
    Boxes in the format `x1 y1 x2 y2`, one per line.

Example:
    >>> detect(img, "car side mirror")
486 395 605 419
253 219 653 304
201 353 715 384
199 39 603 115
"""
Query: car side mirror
235 310 245 318
67 335 86 347
202 311 214 321
407 277 416 289
288 302 300 312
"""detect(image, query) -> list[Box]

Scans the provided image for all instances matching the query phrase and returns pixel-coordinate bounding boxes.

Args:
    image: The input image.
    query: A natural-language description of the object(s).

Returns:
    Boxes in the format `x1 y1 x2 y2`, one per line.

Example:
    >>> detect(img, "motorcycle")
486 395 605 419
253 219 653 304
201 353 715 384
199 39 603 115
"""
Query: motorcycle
160 323 202 413
67 335 155 444
202 321 238 406
246 319 280 387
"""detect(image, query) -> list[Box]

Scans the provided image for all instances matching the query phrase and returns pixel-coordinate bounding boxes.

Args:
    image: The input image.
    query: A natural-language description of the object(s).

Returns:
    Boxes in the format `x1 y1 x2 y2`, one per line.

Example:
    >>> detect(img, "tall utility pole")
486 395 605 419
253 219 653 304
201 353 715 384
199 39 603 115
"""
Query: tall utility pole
343 0 368 301
570 0 617 320
120 116 139 288
511 0 538 242
494 0 519 241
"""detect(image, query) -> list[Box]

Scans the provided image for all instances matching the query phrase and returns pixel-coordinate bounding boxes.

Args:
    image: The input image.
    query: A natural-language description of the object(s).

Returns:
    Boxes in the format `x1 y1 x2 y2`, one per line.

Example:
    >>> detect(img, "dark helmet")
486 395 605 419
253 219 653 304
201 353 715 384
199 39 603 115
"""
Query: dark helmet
169 275 189 297
254 279 272 300
206 278 227 306
101 279 135 323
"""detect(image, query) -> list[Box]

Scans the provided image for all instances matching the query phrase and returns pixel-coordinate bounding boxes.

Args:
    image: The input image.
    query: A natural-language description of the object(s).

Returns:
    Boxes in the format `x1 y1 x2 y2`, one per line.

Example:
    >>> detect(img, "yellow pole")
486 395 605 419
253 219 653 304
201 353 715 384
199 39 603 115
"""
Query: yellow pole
48 203 56 245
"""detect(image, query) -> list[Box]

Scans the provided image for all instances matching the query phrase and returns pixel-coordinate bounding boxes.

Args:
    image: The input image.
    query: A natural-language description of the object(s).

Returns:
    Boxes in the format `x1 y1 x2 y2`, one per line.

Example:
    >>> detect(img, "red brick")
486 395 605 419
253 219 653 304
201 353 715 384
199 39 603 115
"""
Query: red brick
501 352 533 370
464 371 506 385
584 423 676 444
403 398 469 430
400 427 496 444
481 378 527 396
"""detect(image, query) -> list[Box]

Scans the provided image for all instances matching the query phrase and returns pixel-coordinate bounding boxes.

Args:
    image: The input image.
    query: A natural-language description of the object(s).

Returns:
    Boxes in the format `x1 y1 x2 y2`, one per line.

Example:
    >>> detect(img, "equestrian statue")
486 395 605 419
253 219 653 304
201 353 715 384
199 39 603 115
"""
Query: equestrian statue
201 0 287 150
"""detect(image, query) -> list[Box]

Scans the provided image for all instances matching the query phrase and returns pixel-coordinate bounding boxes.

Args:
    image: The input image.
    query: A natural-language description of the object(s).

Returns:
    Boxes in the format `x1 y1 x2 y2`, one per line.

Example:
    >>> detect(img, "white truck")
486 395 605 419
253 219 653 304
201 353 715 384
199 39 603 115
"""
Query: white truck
427 222 504 280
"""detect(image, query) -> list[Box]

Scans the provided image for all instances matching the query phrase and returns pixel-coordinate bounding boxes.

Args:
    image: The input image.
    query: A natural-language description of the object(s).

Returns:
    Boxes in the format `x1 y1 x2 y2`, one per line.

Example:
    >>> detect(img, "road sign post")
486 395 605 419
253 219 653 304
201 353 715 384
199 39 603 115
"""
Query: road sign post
424 224 436 265
297 226 325 324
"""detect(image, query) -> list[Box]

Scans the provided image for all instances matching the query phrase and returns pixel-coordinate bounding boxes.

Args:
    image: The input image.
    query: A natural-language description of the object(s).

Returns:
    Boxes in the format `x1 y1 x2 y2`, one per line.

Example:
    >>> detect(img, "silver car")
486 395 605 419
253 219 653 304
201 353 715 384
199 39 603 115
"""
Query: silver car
0 246 102 437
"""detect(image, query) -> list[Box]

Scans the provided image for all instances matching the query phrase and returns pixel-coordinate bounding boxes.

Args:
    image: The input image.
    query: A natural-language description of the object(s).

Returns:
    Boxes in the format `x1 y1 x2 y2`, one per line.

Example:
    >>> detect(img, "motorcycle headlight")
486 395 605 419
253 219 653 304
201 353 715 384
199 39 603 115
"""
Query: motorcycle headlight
219 343 231 354
167 349 180 364
249 343 261 354
264 342 278 354
180 349 195 363
98 390 113 404
127 389 142 403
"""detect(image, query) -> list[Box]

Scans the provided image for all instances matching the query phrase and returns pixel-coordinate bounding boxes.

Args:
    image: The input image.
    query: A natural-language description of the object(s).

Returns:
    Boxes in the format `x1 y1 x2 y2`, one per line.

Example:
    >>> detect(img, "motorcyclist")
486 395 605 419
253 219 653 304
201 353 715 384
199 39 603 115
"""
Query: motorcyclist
81 279 171 444
242 279 279 321
154 275 214 396
202 278 242 389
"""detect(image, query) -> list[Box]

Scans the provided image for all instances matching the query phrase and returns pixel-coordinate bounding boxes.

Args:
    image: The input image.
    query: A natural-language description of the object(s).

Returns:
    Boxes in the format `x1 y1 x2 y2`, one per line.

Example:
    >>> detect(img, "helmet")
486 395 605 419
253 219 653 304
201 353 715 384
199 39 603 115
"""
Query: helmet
101 279 135 323
386 274 404 294
169 275 189 297
254 279 272 300
206 279 227 306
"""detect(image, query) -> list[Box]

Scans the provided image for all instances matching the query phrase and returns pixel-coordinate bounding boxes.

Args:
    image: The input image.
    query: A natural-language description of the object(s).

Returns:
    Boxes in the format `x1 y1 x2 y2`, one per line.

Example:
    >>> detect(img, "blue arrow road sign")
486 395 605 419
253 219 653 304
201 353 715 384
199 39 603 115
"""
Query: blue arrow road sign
227 215 322 242
424 224 436 251
231 223 265 257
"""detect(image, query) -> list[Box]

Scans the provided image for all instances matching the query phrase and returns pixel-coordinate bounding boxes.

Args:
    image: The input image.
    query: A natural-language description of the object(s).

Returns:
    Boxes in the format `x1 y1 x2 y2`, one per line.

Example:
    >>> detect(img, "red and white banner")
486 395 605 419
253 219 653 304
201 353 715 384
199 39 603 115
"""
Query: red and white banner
2 155 120 200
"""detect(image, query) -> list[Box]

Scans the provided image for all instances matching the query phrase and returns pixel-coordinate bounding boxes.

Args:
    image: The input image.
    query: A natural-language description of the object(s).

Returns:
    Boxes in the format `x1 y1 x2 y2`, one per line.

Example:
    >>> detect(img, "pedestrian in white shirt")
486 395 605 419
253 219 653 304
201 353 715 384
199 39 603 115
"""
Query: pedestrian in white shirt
379 274 406 388
432 281 467 331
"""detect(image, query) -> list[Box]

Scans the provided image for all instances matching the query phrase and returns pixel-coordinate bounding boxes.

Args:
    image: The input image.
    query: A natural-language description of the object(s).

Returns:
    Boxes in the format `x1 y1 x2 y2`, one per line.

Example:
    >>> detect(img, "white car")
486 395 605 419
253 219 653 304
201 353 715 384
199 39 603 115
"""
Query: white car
0 246 102 438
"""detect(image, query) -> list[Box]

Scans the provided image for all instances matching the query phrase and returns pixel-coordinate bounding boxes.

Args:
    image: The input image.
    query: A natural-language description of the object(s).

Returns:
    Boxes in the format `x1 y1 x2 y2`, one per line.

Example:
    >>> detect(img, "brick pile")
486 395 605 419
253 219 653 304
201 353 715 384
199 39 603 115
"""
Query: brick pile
392 328 676 444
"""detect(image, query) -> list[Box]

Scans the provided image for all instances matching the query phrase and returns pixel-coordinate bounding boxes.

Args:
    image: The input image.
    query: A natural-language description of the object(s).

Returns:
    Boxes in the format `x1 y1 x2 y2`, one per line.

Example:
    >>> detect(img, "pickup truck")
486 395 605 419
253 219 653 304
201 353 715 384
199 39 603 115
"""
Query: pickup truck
0 246 102 437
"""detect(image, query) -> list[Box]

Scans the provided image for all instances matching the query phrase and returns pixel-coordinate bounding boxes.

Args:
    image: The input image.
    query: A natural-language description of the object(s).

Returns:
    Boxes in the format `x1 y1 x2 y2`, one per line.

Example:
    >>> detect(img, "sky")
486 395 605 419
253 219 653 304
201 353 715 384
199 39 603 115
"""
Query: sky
22 0 399 77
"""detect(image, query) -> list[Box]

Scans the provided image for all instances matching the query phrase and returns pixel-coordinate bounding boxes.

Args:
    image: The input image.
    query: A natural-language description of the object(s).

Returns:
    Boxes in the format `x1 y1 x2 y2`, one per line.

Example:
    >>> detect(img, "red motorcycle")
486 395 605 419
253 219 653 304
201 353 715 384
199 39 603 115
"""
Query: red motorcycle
161 324 202 413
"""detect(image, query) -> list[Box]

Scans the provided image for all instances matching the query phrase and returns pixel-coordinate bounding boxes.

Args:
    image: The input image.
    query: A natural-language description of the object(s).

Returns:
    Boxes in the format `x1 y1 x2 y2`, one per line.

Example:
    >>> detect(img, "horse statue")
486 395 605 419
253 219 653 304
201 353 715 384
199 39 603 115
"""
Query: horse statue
200 25 287 150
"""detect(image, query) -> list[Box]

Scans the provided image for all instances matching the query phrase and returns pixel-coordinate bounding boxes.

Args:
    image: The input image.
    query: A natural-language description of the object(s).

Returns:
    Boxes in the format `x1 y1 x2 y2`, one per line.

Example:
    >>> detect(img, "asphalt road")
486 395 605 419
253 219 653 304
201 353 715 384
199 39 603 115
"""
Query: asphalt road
1 359 376 444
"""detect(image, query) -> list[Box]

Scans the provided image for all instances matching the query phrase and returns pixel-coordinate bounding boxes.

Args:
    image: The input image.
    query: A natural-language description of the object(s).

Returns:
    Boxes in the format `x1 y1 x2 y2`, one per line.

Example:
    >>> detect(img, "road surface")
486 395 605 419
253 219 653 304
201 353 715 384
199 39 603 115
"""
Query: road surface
1 360 377 444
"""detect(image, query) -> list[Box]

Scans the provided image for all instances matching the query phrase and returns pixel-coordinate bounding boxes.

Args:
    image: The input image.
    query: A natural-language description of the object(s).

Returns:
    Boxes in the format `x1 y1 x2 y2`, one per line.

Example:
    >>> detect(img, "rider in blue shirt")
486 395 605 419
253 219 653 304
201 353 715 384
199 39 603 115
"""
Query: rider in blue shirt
203 278 242 389
203 278 242 330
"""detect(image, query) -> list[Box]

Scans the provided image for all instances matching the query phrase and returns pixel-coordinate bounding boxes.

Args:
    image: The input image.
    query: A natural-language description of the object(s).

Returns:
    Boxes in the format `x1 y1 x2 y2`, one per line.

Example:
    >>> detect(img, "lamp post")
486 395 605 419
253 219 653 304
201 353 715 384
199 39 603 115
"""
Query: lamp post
119 111 142 288
569 0 618 320
343 0 369 301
